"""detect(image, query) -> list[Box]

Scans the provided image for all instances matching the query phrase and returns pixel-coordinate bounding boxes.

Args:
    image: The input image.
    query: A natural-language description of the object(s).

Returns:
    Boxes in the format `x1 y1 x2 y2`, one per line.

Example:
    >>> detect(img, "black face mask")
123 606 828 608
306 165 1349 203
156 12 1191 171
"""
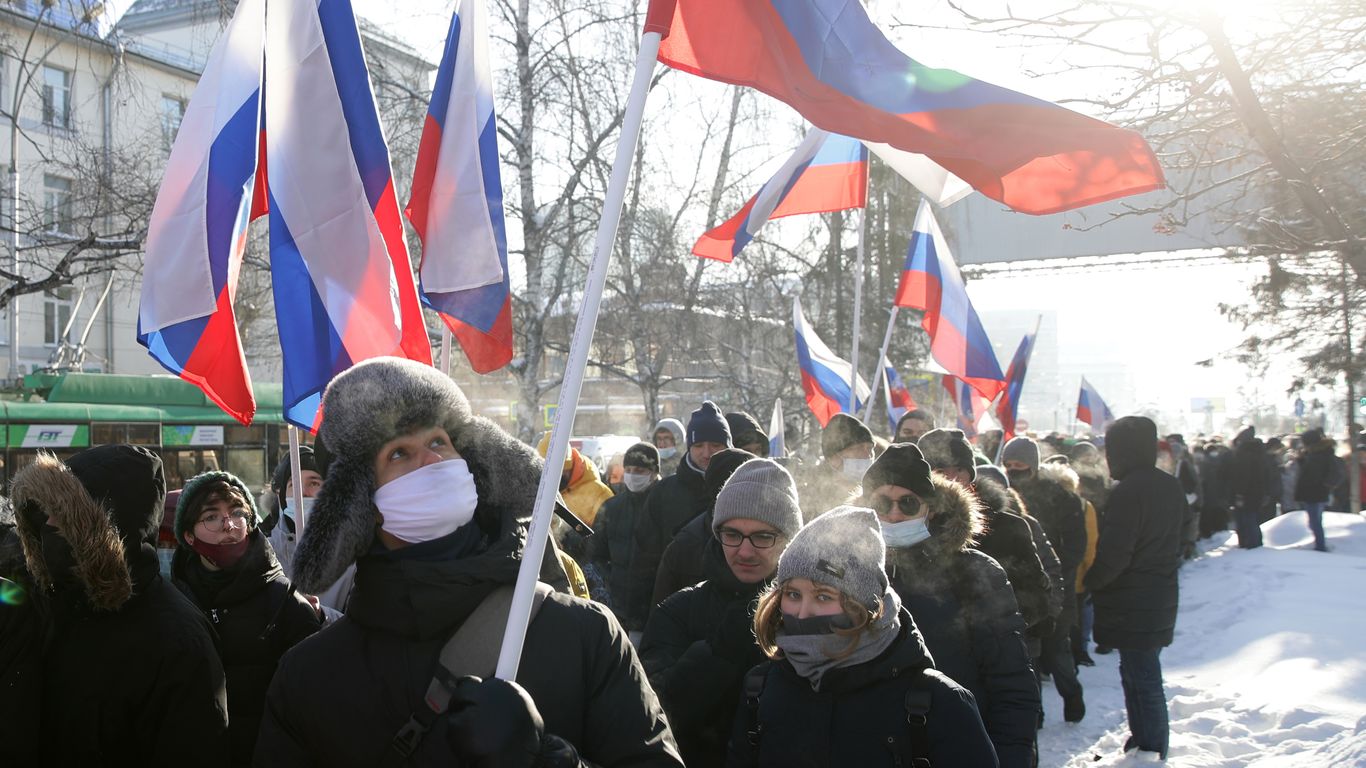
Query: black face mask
1007 469 1033 485
781 611 854 636
40 522 81 592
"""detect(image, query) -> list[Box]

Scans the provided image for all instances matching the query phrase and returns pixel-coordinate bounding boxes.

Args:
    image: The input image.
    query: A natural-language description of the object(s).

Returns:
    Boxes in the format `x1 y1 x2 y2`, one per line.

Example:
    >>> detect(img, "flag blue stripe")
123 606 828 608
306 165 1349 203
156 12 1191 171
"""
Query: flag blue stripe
315 0 392 210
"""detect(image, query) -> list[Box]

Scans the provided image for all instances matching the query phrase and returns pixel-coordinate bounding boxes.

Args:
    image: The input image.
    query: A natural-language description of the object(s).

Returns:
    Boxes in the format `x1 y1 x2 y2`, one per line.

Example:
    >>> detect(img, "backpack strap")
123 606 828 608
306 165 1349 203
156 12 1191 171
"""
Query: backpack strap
902 670 934 768
381 581 553 767
742 662 772 749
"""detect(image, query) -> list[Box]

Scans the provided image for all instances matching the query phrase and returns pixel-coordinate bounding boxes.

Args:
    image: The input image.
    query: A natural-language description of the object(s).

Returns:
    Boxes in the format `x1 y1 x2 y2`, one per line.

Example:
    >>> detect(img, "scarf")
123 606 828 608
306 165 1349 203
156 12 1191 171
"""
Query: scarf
774 589 902 692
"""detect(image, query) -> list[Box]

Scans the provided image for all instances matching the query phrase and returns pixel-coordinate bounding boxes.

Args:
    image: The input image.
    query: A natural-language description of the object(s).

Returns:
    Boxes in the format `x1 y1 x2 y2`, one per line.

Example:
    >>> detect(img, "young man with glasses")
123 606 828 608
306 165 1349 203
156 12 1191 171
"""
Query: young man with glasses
861 443 1040 768
640 458 804 767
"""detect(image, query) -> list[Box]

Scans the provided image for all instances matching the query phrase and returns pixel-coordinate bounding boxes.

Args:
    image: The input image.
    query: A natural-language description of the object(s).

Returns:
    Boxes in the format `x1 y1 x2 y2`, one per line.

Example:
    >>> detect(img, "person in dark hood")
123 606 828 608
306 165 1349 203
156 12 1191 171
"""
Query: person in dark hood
640 458 802 766
1087 416 1185 760
726 411 770 457
1196 439 1232 538
728 505 999 768
0 496 45 766
863 443 1039 768
171 471 321 766
651 447 756 606
255 357 680 767
11 445 229 767
1294 428 1343 552
652 418 686 477
1001 436 1087 723
629 402 731 622
1228 426 1268 548
589 442 660 631
797 413 875 523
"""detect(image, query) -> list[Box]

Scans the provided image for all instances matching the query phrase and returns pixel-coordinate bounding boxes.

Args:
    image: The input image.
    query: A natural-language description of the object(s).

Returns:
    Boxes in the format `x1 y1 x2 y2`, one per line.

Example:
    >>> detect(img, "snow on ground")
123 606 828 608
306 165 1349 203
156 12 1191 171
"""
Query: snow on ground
1038 511 1366 767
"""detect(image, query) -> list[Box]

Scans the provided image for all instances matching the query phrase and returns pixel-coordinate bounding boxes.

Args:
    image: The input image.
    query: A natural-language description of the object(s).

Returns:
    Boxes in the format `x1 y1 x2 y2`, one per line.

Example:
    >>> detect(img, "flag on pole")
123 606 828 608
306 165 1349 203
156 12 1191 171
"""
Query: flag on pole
265 0 432 430
943 374 990 438
768 397 786 458
863 141 973 208
995 320 1040 442
406 0 513 373
1077 376 1115 431
882 357 917 434
896 200 1005 401
137 0 265 425
695 129 866 262
646 0 1165 215
793 296 870 427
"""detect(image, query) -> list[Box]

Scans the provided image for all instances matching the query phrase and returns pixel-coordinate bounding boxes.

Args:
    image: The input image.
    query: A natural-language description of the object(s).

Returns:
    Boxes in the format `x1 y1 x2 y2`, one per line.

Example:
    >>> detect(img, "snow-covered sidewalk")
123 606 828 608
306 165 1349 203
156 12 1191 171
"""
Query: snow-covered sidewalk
1038 511 1366 767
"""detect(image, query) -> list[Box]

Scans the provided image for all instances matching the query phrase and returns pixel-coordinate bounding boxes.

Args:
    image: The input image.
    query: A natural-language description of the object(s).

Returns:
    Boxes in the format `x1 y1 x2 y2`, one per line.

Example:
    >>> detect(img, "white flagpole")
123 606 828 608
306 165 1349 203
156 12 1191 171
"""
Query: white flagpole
440 326 453 376
768 397 786 458
848 193 868 412
495 28 662 681
287 425 306 536
862 305 899 421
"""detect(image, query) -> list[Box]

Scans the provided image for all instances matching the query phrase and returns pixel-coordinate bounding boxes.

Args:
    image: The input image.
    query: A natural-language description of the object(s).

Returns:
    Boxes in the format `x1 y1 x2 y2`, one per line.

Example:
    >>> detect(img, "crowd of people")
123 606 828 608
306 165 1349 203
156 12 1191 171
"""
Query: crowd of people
0 355 1352 766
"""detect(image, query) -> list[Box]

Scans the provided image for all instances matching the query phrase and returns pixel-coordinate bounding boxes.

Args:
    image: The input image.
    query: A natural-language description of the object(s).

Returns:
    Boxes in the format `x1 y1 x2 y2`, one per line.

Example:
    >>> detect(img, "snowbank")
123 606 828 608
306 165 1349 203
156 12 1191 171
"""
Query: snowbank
1038 511 1366 766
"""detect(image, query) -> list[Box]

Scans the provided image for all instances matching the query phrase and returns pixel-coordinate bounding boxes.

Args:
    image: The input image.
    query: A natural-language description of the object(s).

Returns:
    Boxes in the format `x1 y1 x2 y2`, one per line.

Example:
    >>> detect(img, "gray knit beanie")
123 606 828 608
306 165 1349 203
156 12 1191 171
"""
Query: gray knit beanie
1001 437 1040 471
712 459 803 542
776 505 888 612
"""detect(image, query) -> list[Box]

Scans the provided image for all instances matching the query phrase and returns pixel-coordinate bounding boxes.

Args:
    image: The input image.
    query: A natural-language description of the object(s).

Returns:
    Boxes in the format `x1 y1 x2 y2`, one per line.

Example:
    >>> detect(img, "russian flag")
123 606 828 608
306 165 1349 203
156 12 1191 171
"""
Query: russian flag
769 397 786 458
405 0 513 373
943 374 989 439
882 356 917 434
137 0 264 425
264 0 432 430
995 323 1039 442
896 200 1005 401
646 0 1164 215
696 128 866 262
1077 376 1115 430
793 295 870 427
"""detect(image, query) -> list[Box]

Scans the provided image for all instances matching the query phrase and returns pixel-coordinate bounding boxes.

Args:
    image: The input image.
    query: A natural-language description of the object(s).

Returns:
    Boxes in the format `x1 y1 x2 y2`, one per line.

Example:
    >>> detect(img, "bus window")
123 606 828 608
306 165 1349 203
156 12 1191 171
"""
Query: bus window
91 423 128 446
226 448 266 490
127 424 159 445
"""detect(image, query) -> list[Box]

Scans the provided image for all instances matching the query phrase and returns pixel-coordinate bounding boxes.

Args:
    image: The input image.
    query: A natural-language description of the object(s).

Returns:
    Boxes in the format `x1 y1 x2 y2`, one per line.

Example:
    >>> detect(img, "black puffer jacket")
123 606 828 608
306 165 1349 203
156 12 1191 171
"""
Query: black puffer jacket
629 456 708 618
1086 417 1186 650
588 485 653 629
885 476 1038 768
640 539 768 767
1295 442 1340 504
971 478 1053 637
172 532 320 767
0 509 44 767
727 609 999 768
255 461 682 767
1012 468 1087 595
11 447 229 768
651 510 711 606
1010 490 1064 657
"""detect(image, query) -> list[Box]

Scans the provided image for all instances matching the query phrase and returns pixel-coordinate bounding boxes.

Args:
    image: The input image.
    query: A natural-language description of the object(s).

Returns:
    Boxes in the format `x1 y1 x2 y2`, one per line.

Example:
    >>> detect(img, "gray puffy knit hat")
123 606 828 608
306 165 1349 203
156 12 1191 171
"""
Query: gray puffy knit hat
1001 437 1040 472
776 505 888 612
712 458 803 542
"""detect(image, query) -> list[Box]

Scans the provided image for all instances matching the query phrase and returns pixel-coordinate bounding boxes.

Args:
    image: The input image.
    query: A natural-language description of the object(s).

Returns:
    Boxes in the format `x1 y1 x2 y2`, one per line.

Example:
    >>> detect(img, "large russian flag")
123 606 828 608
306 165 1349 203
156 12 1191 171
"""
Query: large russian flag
793 295 870 427
1077 376 1115 430
646 0 1164 215
696 129 866 262
138 0 264 425
896 200 1004 401
264 0 432 430
405 0 513 373
943 374 989 439
996 324 1039 442
882 356 917 434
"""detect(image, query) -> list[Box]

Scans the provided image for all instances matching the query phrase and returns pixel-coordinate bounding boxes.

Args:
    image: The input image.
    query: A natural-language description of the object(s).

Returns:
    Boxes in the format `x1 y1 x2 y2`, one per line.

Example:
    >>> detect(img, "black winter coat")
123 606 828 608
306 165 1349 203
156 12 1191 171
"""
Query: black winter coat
173 532 321 767
0 518 45 767
726 610 999 768
256 509 681 766
972 478 1053 637
1086 419 1185 650
629 457 708 618
886 476 1038 768
1295 444 1341 504
1228 437 1269 504
588 486 653 629
11 448 229 768
651 509 711 606
640 540 768 767
1012 469 1087 592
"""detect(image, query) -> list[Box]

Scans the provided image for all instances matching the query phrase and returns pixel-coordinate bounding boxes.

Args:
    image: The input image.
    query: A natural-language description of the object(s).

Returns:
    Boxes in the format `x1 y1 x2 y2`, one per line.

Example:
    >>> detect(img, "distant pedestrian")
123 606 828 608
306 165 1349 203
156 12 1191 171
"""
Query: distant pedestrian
727 411 771 457
894 409 935 443
1228 427 1267 549
796 413 875 522
590 442 659 630
653 418 687 477
1294 428 1343 552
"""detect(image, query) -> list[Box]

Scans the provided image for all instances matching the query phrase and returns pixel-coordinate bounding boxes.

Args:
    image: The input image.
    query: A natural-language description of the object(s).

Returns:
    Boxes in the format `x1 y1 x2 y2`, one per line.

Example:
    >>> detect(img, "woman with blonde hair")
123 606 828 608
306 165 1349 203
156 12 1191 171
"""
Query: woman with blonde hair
728 505 999 767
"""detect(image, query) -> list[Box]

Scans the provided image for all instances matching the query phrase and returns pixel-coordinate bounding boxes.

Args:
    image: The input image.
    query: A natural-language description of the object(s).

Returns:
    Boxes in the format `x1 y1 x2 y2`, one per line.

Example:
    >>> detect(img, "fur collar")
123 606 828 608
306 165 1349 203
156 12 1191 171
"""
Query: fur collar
921 474 984 556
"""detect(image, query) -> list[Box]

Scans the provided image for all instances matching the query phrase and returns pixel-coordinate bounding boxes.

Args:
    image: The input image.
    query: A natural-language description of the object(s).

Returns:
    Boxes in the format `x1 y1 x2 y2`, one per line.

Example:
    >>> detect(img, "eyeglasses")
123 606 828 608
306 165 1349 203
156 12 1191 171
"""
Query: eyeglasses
195 509 251 532
870 494 923 518
717 528 780 549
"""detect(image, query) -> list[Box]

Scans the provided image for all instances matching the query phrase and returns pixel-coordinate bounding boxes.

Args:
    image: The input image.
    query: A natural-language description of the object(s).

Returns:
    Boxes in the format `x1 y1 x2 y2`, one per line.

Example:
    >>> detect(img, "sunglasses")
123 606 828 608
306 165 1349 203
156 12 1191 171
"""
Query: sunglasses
870 494 923 518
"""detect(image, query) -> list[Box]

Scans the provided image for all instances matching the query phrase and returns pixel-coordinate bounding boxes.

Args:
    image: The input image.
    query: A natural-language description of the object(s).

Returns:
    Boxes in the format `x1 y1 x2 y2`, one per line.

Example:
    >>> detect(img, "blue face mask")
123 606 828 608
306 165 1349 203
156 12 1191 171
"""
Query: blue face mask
881 517 931 549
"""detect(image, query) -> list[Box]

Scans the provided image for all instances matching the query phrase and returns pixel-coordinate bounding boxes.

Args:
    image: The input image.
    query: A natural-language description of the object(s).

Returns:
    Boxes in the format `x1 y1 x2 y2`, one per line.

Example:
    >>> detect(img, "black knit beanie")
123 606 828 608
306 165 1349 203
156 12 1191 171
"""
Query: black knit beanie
687 401 732 447
917 428 977 481
271 446 319 503
822 413 874 459
623 442 660 472
861 443 937 499
704 448 758 504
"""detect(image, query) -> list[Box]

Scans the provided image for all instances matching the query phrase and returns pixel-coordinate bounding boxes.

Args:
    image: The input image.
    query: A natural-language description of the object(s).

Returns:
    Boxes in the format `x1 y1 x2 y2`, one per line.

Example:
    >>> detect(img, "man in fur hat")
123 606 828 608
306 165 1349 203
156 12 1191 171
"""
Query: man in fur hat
11 445 229 766
256 357 681 767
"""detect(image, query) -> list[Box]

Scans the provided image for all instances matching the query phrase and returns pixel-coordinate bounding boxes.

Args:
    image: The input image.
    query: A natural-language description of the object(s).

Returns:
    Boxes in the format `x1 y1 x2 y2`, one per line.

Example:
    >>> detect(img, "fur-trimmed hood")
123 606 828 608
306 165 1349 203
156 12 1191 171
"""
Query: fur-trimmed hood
920 473 984 556
971 476 1014 518
11 451 155 611
292 357 562 595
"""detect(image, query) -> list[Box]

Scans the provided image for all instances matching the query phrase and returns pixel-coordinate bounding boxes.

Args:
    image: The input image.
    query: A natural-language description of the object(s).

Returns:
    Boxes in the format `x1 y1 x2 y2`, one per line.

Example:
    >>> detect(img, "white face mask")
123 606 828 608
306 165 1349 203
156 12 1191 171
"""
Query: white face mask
622 473 655 493
841 457 873 481
881 517 931 549
373 459 478 545
281 496 316 524
657 446 678 460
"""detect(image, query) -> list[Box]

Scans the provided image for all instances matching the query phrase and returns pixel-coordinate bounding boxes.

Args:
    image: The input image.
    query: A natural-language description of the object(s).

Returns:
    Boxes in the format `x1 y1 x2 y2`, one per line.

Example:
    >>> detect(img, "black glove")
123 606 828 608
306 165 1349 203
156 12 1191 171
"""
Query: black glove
445 676 545 768
708 599 759 665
